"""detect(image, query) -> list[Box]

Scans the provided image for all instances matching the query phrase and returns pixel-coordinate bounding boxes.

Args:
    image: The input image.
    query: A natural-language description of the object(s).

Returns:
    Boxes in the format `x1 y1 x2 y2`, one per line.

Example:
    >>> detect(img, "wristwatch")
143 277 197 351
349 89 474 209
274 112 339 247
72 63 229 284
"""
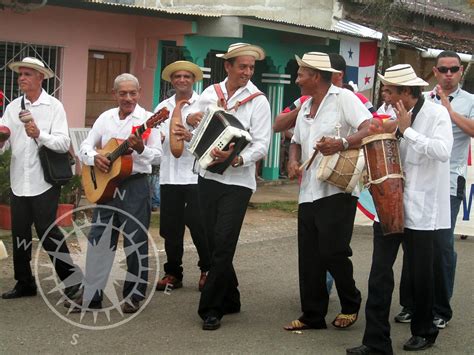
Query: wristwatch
232 156 243 168
341 138 350 151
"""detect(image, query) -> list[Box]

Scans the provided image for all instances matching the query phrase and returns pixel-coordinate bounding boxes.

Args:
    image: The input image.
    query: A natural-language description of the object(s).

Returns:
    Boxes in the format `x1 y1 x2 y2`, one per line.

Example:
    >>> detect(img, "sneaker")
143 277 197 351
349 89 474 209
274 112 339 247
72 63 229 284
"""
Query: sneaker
433 317 448 329
198 272 207 291
394 310 412 323
156 274 183 291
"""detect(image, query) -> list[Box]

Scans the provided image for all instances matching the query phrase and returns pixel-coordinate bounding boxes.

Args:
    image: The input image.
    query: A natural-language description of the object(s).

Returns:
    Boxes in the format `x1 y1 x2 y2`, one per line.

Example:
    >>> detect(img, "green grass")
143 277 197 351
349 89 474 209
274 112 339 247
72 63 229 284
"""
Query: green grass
248 200 298 214
150 213 160 229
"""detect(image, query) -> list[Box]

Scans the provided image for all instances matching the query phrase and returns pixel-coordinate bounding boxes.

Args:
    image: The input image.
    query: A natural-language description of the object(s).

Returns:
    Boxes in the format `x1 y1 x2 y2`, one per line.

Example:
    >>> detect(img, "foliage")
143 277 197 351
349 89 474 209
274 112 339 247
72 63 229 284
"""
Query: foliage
59 174 82 206
0 150 11 204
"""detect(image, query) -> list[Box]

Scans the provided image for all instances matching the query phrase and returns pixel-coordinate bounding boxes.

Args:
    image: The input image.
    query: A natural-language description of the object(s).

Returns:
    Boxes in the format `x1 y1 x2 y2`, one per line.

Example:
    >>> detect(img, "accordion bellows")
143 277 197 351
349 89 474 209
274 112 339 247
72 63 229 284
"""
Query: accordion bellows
188 106 252 174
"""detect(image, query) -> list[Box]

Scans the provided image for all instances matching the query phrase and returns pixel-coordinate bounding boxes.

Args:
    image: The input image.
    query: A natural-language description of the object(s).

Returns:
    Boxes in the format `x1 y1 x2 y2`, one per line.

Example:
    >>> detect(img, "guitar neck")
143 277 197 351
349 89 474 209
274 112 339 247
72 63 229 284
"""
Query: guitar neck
107 123 145 163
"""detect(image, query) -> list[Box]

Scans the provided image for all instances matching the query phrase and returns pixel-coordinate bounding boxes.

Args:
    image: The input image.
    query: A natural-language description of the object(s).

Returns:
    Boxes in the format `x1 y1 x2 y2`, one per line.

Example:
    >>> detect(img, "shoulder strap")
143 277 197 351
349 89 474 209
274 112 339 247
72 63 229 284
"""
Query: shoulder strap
213 84 264 112
213 84 227 110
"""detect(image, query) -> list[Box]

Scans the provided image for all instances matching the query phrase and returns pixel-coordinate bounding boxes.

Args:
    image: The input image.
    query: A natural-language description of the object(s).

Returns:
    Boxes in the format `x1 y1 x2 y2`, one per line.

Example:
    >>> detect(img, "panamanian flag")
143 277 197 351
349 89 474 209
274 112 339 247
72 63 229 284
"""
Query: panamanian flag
340 40 378 92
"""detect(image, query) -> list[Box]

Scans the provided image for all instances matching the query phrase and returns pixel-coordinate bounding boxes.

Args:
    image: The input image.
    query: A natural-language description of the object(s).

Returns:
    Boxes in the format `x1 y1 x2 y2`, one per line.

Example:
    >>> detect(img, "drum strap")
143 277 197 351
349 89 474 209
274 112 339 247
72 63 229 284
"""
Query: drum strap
213 84 264 112
395 96 424 139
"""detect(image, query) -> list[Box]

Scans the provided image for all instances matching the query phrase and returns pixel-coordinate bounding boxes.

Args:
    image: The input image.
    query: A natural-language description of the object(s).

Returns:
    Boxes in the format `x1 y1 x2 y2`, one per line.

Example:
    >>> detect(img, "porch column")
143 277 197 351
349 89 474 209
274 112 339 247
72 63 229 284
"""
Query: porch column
261 73 291 181
194 67 211 94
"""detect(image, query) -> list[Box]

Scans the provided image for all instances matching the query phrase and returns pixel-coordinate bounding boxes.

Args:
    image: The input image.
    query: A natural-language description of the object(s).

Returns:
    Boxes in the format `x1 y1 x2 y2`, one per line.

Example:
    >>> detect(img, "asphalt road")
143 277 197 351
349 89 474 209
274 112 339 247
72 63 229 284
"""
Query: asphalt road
1 212 473 354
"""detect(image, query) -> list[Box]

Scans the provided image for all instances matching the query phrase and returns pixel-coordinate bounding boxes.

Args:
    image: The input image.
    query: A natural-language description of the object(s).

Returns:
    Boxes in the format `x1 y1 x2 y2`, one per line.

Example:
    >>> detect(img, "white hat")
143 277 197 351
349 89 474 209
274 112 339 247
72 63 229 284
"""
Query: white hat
378 64 428 86
8 57 54 79
295 52 341 73
161 61 203 82
216 43 265 60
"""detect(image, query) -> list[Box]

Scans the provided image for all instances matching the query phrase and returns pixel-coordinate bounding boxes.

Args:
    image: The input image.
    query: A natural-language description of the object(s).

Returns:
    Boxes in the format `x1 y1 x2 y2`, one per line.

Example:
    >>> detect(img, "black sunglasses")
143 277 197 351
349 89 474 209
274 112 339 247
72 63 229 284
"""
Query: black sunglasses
437 66 461 74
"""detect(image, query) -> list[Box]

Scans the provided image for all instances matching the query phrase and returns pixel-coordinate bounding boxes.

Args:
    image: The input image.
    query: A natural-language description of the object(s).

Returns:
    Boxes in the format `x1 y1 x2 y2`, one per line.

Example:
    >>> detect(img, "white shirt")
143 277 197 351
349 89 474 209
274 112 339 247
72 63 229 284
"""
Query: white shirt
401 99 453 230
194 78 272 191
425 86 474 196
80 104 162 174
0 90 70 196
155 92 199 185
292 85 372 204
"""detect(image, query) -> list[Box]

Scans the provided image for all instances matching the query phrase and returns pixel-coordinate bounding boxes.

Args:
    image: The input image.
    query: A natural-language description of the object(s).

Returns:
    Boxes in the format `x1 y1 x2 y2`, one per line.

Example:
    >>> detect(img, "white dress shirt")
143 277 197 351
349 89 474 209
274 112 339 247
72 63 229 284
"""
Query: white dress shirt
80 104 162 174
0 90 70 196
377 103 396 118
400 99 453 230
194 78 272 191
292 85 372 204
155 92 199 185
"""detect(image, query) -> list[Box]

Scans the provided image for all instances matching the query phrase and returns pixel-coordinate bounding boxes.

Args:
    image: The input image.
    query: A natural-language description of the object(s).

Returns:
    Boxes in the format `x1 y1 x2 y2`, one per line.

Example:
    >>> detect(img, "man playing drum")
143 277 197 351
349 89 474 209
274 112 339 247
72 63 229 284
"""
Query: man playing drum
285 52 371 331
347 64 453 354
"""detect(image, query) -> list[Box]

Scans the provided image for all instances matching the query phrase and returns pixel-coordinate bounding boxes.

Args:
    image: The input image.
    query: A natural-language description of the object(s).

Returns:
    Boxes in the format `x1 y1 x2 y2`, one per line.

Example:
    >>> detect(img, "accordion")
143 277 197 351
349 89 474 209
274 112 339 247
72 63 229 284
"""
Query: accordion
188 106 252 174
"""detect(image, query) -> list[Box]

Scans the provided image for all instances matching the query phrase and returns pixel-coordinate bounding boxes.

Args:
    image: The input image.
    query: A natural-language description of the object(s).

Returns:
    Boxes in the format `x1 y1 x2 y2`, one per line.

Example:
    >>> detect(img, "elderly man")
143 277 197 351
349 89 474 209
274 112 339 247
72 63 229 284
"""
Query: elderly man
395 51 474 330
284 52 371 332
0 57 79 300
188 43 271 330
73 73 162 313
154 61 210 292
347 64 453 354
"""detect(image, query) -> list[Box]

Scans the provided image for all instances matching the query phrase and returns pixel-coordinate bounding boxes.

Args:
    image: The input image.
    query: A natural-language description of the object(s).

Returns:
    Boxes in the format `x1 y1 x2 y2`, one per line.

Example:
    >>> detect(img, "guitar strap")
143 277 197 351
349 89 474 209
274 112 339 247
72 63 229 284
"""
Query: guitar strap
213 84 264 111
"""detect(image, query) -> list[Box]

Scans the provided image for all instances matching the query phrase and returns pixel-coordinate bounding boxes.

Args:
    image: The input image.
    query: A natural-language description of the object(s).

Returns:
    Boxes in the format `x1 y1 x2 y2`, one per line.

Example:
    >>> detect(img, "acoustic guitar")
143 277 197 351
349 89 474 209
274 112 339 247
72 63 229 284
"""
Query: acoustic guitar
82 108 169 204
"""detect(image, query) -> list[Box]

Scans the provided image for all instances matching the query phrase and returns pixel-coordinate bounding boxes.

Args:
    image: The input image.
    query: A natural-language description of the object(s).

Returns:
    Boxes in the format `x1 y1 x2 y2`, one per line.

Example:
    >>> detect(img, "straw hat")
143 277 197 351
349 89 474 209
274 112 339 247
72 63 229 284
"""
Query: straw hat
378 64 428 86
295 52 341 73
216 43 265 60
162 61 203 82
8 57 54 79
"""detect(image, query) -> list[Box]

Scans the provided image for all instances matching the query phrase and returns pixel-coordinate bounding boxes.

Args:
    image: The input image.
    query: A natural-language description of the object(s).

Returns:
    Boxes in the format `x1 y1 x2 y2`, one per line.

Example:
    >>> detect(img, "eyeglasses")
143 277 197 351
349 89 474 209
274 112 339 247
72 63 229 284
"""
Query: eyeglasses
437 66 461 74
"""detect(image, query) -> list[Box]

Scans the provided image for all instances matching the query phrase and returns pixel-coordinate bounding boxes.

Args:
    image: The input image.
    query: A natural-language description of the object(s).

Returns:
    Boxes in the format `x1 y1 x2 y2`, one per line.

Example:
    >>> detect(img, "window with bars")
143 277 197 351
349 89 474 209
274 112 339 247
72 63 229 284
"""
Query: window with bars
0 42 62 116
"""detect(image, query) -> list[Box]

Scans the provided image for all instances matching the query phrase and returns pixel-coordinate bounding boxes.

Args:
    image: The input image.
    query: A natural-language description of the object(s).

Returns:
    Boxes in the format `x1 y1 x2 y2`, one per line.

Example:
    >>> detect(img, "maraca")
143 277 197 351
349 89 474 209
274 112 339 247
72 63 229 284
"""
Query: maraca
0 125 10 142
19 109 34 123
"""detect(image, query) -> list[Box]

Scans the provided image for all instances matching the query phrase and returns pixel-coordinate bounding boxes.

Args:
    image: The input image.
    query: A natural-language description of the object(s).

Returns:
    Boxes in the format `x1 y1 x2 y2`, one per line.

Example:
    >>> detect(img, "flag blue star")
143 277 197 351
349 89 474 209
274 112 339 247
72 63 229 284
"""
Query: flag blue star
348 48 354 59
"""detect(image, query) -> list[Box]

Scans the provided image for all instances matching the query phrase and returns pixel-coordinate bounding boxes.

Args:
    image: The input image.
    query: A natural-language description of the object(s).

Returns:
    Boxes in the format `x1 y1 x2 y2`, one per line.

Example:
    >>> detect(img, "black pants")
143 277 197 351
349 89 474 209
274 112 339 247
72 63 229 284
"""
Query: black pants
83 175 150 302
10 186 75 286
197 177 252 320
297 193 361 328
363 223 439 354
160 184 210 280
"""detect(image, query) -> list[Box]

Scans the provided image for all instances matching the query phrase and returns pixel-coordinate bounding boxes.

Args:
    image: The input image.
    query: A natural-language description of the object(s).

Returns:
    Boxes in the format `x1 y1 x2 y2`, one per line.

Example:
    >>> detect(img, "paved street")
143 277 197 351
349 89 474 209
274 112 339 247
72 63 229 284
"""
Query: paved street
0 182 473 354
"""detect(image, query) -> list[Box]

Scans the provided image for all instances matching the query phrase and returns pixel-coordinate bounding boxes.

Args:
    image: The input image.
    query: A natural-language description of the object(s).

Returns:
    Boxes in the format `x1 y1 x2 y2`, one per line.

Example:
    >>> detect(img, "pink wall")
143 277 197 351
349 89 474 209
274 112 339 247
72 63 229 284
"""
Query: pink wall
0 6 193 127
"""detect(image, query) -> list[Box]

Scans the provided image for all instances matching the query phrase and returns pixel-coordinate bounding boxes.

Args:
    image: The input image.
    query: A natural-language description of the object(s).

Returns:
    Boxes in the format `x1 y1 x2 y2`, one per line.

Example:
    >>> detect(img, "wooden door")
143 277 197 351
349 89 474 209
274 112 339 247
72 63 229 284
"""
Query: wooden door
86 51 129 127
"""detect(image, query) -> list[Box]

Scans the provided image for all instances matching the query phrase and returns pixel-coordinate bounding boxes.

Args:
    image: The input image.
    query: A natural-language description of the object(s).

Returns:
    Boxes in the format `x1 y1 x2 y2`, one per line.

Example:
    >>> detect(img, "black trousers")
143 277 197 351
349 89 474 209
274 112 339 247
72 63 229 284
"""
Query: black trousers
197 177 252 320
297 193 361 328
83 175 150 302
363 223 439 354
160 184 210 280
10 186 76 286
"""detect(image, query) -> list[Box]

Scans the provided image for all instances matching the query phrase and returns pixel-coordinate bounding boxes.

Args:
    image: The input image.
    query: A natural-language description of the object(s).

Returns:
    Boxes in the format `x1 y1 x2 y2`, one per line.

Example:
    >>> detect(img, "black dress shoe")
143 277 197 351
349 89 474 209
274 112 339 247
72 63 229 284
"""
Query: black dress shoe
346 345 385 355
202 316 221 330
66 296 102 313
2 287 37 299
403 336 434 351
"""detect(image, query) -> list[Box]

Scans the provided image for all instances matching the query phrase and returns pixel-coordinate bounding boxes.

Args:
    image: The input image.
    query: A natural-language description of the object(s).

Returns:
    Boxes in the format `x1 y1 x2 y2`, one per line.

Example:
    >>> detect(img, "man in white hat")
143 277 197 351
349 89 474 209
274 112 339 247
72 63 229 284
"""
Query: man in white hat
284 52 372 332
0 57 80 300
154 61 211 293
188 43 271 331
347 64 453 354
395 51 474 330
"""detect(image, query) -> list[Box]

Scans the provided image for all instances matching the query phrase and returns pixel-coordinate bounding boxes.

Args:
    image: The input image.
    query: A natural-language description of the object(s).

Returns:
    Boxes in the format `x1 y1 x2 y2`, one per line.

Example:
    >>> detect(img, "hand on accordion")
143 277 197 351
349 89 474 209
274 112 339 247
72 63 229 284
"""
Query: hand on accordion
186 112 204 128
209 142 236 166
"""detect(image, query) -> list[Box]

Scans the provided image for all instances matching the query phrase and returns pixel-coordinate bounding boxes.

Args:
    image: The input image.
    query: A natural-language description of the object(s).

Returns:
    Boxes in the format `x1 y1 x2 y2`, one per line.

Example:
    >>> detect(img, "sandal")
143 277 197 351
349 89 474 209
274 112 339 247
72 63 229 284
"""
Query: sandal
284 319 311 331
331 312 358 329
